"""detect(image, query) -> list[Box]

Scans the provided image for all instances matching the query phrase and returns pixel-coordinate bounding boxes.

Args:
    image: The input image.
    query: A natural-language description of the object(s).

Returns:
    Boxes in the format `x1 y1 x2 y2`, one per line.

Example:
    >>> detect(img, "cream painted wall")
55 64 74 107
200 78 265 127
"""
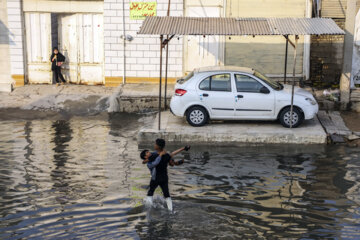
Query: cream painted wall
226 0 306 18
185 0 223 7
23 0 103 13
184 0 226 71
225 0 306 76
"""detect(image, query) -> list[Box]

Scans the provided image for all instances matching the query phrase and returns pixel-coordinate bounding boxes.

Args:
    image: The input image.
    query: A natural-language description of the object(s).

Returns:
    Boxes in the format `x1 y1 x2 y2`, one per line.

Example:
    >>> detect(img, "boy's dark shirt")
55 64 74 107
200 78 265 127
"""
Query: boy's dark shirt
149 152 158 162
155 153 171 181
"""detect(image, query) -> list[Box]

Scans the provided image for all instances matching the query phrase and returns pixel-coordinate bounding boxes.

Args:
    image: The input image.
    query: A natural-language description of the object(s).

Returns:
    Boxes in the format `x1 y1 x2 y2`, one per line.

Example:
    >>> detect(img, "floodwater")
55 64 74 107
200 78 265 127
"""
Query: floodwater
0 112 359 239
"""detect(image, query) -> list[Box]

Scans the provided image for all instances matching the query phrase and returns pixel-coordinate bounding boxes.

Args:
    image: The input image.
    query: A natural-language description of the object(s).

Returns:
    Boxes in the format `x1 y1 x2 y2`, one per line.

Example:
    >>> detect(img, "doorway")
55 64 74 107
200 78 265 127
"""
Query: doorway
25 12 104 85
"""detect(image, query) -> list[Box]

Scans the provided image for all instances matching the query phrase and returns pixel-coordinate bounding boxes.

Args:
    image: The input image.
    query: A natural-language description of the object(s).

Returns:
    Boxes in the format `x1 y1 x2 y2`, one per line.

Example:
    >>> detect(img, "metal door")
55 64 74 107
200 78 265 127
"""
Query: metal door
234 74 275 119
25 13 52 84
78 14 104 84
58 14 78 83
58 14 104 84
184 7 221 72
196 73 235 119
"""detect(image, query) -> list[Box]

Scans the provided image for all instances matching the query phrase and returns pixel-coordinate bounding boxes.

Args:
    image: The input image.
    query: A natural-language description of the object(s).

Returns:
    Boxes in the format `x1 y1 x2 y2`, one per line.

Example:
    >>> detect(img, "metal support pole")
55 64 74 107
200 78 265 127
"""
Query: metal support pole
158 35 164 130
164 0 171 110
122 0 126 84
164 42 169 109
284 35 289 84
290 36 299 128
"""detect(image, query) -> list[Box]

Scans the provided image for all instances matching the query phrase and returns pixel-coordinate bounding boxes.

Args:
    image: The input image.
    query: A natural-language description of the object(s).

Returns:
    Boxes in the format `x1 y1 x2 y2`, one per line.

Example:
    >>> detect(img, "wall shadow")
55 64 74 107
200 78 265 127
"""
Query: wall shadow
0 20 14 45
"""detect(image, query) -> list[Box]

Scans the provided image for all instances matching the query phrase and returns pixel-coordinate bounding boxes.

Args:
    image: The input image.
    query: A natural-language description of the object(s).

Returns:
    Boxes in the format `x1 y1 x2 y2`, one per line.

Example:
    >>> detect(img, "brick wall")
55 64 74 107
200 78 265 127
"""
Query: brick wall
103 0 184 83
7 0 24 77
310 19 345 88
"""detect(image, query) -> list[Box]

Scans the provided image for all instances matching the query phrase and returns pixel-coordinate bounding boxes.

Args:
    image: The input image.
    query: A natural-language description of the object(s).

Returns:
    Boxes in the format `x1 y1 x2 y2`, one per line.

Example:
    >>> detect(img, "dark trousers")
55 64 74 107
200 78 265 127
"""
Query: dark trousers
147 179 170 198
53 67 66 83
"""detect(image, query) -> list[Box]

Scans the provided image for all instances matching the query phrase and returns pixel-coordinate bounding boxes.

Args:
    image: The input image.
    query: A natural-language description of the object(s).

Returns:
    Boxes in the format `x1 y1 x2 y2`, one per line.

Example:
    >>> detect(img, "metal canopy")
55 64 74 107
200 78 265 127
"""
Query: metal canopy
138 16 345 36
137 16 345 130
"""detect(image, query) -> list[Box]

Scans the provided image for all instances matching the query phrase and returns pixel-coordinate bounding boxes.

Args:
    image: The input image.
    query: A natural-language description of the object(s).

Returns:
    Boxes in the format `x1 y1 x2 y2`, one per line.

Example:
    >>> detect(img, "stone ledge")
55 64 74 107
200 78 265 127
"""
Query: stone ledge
0 83 13 93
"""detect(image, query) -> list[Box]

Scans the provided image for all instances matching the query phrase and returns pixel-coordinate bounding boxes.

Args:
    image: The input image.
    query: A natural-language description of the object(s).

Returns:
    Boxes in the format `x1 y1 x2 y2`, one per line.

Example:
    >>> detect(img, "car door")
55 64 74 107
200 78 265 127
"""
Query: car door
196 73 235 119
234 73 275 119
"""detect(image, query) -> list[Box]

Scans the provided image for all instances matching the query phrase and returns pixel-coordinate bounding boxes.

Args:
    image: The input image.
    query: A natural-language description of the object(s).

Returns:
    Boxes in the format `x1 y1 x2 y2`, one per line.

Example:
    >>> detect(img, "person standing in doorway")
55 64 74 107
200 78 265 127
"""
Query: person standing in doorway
50 47 66 86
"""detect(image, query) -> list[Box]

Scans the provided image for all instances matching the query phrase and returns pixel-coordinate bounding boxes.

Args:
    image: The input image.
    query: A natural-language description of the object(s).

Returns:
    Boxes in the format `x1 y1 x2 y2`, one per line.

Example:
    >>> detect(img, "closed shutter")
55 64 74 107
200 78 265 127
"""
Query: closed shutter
321 0 347 18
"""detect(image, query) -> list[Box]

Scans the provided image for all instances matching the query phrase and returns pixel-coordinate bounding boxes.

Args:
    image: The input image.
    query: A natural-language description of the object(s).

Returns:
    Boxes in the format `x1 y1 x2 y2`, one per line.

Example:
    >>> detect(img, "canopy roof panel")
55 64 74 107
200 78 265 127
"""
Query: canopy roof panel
138 16 345 36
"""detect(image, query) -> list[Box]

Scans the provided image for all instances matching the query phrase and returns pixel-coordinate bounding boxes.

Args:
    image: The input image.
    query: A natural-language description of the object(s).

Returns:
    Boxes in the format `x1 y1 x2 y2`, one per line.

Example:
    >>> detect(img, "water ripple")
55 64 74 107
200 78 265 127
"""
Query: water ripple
0 114 359 239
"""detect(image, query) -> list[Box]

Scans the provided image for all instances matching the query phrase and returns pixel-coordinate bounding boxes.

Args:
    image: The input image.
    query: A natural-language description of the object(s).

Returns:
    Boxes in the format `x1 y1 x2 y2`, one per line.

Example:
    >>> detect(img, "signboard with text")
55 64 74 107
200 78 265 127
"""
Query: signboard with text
130 2 157 20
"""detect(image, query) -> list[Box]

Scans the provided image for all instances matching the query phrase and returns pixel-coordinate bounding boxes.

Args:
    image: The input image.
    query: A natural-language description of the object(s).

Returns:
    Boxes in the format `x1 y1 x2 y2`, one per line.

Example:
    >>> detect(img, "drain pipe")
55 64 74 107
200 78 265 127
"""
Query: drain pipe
122 0 126 84
303 0 312 83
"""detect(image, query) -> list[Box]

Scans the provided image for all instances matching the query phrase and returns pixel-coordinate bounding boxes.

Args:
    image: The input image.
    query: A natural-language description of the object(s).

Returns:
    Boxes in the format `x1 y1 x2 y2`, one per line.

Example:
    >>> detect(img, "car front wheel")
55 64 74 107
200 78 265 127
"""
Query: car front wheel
279 107 304 128
186 106 209 127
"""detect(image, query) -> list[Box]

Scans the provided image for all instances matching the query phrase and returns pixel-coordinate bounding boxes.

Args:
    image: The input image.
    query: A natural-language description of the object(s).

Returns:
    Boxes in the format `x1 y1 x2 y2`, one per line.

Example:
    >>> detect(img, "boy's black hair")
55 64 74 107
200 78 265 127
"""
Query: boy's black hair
140 149 149 160
155 138 165 150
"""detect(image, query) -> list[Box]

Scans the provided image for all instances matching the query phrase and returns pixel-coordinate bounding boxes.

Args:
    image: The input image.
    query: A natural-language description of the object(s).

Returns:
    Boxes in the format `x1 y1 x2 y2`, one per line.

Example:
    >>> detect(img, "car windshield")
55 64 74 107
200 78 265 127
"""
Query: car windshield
177 71 194 84
254 71 283 90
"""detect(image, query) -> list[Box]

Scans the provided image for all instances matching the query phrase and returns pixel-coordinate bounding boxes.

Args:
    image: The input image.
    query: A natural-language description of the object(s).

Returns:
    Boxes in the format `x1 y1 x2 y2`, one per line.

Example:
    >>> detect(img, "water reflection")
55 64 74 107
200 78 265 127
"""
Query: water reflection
0 114 359 239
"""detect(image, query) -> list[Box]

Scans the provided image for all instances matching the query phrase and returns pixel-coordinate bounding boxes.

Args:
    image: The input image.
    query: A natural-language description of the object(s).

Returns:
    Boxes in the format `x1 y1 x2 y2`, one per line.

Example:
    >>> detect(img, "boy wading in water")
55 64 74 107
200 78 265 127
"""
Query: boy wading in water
50 47 66 86
140 139 190 211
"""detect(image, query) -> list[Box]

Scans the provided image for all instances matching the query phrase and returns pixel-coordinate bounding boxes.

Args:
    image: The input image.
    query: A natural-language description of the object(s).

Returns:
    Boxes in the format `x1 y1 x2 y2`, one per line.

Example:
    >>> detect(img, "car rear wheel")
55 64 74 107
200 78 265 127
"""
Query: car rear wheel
279 107 304 128
186 106 209 127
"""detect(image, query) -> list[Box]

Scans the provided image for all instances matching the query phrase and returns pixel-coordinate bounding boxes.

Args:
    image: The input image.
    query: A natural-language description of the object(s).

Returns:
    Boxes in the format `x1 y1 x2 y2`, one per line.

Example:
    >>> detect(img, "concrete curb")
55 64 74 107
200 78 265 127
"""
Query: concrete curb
138 112 328 145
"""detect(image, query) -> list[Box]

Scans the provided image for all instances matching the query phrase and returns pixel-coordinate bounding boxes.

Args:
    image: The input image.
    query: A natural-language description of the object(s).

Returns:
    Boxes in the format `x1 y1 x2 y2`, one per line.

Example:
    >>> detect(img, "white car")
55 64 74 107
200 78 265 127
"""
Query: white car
170 66 319 128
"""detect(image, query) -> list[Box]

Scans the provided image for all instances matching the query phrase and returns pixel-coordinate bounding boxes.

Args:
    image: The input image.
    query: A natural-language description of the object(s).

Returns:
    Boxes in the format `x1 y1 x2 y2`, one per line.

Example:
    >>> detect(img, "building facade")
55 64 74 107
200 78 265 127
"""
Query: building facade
0 0 357 90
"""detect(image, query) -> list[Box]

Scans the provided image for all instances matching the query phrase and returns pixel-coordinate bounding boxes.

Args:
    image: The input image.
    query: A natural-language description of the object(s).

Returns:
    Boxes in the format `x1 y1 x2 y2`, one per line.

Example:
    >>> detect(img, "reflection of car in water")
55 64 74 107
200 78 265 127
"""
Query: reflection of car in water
170 66 319 128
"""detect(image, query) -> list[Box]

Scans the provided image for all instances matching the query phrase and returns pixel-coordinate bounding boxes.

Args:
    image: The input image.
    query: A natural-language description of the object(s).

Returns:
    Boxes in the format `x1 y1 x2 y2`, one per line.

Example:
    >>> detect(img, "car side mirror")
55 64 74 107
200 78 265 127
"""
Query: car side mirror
260 86 270 94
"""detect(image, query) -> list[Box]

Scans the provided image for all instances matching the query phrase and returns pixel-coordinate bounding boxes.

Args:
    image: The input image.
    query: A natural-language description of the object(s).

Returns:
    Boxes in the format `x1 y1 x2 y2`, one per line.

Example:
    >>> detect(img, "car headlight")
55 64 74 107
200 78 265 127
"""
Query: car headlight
305 97 317 105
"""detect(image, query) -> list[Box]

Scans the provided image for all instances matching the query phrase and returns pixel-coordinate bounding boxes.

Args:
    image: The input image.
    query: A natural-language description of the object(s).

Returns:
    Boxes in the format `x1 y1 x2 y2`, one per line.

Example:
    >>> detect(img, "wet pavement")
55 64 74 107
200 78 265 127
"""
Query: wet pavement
0 111 359 239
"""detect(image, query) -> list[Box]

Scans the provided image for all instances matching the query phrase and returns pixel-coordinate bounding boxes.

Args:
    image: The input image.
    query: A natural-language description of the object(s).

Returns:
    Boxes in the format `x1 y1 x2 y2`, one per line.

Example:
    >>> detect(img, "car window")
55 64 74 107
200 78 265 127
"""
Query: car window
254 70 282 90
199 74 231 92
235 74 264 93
177 71 194 84
199 77 210 90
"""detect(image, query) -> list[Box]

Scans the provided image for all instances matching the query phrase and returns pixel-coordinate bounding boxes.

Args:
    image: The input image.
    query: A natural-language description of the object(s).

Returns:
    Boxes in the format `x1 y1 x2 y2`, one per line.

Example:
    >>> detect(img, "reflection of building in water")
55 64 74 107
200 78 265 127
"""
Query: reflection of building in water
344 153 360 232
1 118 144 208
53 119 112 202
173 146 360 237
0 121 31 216
0 120 57 215
298 153 358 239
344 164 360 204
50 120 73 203
61 117 143 203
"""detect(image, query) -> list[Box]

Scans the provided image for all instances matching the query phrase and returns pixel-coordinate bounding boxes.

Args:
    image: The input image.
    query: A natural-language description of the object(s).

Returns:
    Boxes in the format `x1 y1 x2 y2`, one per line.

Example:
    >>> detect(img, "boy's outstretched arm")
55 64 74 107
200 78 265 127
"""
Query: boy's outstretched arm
170 146 190 158
169 158 185 167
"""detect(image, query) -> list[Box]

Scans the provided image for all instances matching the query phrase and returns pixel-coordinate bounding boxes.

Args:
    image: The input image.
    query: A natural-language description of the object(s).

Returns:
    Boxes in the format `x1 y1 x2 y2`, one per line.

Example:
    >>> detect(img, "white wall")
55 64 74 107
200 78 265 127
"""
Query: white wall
0 0 12 91
7 0 24 77
351 9 360 86
103 0 184 81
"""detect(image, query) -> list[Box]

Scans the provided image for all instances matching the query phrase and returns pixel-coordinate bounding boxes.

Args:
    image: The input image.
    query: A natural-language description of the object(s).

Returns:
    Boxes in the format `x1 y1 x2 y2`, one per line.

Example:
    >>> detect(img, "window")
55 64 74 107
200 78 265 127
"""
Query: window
254 71 283 90
199 74 231 92
235 74 264 93
199 77 210 90
177 71 194 84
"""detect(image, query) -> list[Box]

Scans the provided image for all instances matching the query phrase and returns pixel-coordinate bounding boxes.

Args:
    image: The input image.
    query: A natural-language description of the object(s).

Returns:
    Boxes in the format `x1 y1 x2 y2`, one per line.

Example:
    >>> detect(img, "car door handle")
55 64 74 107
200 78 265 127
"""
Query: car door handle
203 93 209 97
237 95 243 98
